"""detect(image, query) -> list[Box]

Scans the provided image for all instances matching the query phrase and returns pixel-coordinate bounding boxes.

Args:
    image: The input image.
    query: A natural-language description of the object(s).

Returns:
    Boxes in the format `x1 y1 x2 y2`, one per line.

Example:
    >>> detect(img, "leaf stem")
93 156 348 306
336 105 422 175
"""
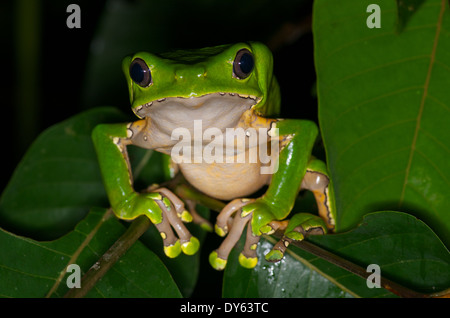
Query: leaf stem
64 215 151 298
281 235 445 298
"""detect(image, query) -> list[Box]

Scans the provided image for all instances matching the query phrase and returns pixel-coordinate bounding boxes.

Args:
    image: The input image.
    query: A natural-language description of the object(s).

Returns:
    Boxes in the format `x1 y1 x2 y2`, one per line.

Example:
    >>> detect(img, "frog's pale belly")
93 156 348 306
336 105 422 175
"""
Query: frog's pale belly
179 161 270 200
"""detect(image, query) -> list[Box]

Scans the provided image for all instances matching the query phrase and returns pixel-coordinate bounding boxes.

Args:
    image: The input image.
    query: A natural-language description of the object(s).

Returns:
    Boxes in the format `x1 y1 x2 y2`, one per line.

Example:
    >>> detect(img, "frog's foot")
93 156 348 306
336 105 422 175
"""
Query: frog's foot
185 199 213 232
150 188 200 257
209 199 257 270
209 211 255 270
210 198 282 270
265 213 327 263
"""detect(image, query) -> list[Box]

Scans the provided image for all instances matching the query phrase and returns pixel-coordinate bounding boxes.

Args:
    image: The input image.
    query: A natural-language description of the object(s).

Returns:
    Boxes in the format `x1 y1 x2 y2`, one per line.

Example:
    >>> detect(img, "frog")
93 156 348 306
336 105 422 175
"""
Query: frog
92 41 337 270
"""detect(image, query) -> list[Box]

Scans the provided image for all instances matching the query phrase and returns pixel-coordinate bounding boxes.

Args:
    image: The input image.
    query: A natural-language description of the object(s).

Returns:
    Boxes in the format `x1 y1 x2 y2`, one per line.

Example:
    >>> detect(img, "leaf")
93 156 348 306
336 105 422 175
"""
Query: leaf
0 207 182 298
314 0 450 246
0 107 130 240
223 211 450 297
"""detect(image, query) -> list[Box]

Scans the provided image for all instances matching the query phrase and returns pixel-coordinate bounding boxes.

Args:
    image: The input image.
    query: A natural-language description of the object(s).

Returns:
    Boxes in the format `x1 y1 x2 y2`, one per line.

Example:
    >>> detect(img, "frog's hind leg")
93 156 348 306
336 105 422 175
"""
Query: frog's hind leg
265 158 336 262
300 158 336 230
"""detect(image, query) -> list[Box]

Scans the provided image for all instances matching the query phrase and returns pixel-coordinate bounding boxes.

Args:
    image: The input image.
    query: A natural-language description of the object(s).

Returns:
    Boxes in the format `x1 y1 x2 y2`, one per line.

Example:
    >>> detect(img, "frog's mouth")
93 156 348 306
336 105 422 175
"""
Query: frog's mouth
132 92 261 131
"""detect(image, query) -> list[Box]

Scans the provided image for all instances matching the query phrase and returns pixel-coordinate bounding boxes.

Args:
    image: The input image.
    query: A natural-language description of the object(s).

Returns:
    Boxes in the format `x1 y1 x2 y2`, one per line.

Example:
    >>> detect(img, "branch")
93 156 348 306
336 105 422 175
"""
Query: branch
275 234 445 298
64 215 151 298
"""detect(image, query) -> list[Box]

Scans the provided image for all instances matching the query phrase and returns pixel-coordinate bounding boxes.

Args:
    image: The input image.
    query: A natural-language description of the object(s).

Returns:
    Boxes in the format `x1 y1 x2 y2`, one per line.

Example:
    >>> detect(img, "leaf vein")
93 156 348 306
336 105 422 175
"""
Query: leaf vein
399 0 447 207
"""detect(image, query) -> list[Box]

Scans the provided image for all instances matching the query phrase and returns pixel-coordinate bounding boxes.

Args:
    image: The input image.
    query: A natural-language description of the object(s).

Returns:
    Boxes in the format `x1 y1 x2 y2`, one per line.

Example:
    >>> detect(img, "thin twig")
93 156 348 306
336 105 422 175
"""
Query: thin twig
280 235 439 298
64 215 151 298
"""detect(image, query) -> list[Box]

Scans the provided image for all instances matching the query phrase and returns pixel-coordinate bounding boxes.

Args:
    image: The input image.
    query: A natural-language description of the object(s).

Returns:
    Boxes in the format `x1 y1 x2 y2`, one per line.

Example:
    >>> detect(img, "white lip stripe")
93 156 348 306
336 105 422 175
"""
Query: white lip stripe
132 92 261 118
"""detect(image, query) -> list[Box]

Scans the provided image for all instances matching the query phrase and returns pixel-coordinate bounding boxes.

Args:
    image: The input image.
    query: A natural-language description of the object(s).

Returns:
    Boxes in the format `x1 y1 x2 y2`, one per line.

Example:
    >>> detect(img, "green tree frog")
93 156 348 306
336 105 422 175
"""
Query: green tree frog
92 42 336 270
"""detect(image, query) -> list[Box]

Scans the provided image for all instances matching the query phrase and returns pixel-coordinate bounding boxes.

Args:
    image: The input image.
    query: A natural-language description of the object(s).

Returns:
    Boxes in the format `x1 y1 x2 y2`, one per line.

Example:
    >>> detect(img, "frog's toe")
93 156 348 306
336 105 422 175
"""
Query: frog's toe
164 240 182 258
265 249 284 262
238 222 261 269
265 237 289 263
178 210 193 223
238 253 258 269
209 251 227 270
181 236 200 255
214 224 228 237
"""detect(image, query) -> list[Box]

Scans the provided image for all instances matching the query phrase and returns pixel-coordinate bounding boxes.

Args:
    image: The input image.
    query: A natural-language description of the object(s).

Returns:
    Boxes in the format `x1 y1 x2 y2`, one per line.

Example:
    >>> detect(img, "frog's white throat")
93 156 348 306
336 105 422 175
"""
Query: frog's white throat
133 92 261 133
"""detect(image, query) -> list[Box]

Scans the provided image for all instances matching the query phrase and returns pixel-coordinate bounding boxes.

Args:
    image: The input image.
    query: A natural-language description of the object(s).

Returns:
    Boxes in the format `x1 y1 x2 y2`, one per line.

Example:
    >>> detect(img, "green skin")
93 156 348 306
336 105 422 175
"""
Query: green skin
92 42 337 270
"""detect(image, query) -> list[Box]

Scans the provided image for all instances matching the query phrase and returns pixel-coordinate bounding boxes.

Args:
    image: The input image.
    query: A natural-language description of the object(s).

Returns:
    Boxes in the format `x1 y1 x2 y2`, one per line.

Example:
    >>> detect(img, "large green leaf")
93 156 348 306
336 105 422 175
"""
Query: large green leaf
0 107 129 240
314 0 450 246
0 207 181 298
223 211 450 297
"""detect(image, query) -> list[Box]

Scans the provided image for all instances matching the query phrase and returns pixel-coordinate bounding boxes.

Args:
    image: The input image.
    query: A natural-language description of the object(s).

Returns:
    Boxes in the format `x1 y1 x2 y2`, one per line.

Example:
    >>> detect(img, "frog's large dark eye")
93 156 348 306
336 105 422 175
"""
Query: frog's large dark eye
129 58 152 87
233 49 254 79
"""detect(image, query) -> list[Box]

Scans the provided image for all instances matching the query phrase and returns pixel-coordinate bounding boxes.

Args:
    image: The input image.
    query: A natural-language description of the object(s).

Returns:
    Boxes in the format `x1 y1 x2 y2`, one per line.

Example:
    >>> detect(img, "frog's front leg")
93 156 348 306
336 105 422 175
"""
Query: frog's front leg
209 118 327 270
92 122 200 258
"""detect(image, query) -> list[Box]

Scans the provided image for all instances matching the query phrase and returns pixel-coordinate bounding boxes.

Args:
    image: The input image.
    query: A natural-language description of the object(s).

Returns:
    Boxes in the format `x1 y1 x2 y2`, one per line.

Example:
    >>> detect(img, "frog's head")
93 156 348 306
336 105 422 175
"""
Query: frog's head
122 42 280 127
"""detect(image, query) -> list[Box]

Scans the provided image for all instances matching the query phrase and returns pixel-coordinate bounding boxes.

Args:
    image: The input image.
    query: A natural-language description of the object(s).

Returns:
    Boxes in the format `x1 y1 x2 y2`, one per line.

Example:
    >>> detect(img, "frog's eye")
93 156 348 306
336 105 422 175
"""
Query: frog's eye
233 49 254 79
129 58 152 87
